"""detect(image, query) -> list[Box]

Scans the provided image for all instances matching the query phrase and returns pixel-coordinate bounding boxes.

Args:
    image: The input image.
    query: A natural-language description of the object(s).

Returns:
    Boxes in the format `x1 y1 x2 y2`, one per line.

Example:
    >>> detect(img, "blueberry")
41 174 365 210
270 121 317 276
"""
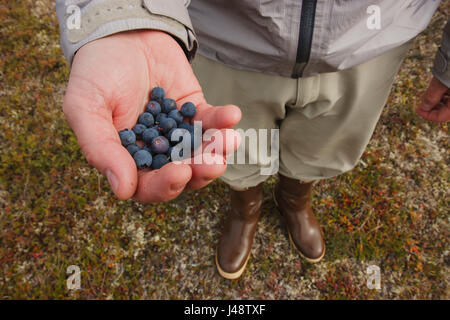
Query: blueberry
132 124 147 139
126 143 141 156
143 145 153 155
142 127 159 145
138 112 154 127
151 136 170 154
119 129 136 146
158 117 177 134
133 150 152 169
152 154 169 170
180 102 197 118
168 109 183 124
150 87 165 103
146 101 161 116
189 127 202 151
169 144 185 161
178 122 194 133
168 128 188 144
155 112 167 124
161 98 177 113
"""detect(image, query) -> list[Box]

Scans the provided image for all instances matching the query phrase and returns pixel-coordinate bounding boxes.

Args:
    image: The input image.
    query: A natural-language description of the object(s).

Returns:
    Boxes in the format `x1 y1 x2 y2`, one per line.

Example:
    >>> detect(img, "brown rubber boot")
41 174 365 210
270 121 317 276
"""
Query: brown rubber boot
216 184 263 279
273 174 325 262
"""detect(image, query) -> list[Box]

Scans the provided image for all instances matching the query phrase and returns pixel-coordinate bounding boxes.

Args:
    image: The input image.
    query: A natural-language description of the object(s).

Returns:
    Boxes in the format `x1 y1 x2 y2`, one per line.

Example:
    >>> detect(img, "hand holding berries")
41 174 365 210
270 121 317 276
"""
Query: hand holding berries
63 30 241 202
120 87 202 172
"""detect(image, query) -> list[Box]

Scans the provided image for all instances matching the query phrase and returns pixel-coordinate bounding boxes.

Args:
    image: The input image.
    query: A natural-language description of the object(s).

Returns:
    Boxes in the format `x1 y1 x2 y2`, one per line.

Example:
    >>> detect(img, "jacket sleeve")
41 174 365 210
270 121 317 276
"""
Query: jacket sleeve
432 19 450 88
56 0 197 67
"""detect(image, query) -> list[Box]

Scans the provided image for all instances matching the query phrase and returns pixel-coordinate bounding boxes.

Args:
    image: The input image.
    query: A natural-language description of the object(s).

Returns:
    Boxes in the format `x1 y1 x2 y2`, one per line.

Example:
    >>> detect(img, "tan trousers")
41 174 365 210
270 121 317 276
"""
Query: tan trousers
192 41 412 189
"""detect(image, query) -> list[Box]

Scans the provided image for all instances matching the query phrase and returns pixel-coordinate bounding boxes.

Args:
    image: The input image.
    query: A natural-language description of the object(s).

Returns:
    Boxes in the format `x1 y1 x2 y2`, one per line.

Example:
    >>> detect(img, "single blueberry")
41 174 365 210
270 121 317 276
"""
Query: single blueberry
151 136 170 154
138 112 154 127
158 117 177 134
155 112 168 124
168 128 188 144
152 154 170 170
168 144 185 161
142 127 159 145
150 87 165 103
161 98 177 113
168 109 184 124
126 143 141 156
143 145 153 155
178 122 194 133
132 124 147 139
133 150 152 170
119 129 136 146
188 128 202 151
146 101 161 116
180 102 197 118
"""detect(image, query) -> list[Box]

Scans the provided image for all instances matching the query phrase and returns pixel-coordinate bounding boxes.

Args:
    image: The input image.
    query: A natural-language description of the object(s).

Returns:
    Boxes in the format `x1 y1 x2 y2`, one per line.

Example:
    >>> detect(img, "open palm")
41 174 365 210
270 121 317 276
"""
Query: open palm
63 30 241 202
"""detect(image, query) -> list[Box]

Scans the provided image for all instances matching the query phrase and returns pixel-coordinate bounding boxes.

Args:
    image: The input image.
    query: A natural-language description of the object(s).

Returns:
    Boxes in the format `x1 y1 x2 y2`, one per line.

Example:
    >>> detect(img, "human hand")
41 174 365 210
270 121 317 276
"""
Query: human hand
416 76 450 122
63 30 241 202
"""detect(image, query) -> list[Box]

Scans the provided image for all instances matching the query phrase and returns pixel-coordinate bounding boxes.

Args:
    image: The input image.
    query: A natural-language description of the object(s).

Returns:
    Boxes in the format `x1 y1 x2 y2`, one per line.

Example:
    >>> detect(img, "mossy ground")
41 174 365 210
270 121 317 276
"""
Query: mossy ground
0 1 448 299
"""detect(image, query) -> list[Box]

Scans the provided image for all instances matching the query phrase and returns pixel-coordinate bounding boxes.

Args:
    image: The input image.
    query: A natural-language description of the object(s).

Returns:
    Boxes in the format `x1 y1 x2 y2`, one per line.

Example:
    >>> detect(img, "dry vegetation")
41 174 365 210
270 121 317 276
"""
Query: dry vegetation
0 1 448 299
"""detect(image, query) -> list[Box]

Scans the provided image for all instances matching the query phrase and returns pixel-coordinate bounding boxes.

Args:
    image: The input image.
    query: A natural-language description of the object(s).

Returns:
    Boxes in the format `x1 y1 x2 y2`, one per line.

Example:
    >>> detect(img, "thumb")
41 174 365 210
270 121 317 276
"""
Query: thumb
63 89 138 200
419 77 448 111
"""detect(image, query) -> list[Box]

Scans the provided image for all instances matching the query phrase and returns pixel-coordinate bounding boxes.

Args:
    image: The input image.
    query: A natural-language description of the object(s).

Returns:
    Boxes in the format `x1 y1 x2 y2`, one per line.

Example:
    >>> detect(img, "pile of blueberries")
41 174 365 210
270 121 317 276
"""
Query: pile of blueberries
118 87 201 170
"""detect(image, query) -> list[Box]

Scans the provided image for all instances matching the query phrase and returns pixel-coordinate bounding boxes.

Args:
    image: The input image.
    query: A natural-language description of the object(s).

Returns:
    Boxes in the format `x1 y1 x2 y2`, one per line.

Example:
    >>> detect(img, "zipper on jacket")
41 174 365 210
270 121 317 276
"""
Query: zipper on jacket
292 0 318 78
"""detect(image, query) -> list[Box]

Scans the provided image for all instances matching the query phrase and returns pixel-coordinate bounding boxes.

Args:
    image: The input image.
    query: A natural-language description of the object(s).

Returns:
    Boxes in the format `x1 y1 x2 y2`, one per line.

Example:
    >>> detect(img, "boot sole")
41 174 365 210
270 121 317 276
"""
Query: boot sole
273 188 325 263
215 248 250 280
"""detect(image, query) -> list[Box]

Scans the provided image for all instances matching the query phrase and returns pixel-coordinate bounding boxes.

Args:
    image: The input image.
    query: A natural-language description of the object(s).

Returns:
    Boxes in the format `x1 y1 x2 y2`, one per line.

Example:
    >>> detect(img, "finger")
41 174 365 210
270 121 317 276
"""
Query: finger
132 162 192 203
416 101 450 122
185 153 227 190
63 90 137 201
176 95 242 130
194 103 242 130
201 128 242 158
419 77 449 111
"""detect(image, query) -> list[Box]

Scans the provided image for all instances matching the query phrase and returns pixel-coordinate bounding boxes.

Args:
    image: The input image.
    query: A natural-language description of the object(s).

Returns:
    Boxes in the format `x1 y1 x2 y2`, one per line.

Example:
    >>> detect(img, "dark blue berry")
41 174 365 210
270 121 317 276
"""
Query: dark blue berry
168 109 183 124
178 122 194 133
132 124 147 139
133 150 152 169
146 101 161 116
180 102 197 118
142 127 159 145
143 145 153 155
155 112 167 124
126 144 141 156
189 127 202 151
168 128 188 144
152 154 169 170
138 112 154 127
151 136 170 154
168 144 185 161
158 117 177 134
161 98 177 113
150 87 165 103
119 129 136 146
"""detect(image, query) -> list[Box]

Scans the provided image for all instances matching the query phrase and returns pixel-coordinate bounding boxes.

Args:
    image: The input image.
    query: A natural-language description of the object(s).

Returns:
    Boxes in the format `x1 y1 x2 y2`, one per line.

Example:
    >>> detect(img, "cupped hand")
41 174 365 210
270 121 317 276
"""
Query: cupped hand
63 30 241 202
416 76 450 122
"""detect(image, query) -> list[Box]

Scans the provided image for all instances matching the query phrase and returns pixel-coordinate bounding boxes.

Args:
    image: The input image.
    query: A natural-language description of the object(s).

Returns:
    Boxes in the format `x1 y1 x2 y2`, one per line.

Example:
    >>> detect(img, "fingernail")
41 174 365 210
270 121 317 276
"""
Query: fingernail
202 178 214 184
421 102 432 111
106 169 119 193
170 183 185 192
